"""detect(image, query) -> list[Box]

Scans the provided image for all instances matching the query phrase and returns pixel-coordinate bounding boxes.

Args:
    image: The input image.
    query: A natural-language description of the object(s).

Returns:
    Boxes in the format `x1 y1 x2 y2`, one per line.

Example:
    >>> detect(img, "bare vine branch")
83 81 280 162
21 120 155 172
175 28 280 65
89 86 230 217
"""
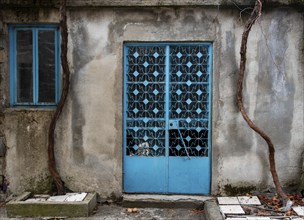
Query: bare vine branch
48 0 70 195
237 0 288 206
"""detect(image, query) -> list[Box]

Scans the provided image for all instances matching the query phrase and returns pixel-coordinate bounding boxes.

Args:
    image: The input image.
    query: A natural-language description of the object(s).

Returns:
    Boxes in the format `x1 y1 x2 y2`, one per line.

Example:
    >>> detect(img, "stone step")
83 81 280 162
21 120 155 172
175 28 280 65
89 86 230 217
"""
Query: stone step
122 194 214 209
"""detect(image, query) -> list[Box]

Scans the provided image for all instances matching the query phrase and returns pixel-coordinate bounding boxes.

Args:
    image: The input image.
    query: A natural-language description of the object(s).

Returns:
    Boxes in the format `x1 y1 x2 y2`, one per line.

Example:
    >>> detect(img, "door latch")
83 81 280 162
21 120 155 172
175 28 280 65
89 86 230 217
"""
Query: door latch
169 120 179 129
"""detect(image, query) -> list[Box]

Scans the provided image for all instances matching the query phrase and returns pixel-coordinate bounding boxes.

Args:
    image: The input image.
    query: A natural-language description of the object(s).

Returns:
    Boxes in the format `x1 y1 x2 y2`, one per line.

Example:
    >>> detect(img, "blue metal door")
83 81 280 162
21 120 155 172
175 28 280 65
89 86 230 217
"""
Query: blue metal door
123 43 212 194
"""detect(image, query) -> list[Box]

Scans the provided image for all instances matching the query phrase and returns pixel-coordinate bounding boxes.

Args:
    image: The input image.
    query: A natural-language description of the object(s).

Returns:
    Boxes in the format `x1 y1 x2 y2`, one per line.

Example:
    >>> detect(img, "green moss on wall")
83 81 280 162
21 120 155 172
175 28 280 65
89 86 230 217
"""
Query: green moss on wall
23 174 53 194
224 184 256 196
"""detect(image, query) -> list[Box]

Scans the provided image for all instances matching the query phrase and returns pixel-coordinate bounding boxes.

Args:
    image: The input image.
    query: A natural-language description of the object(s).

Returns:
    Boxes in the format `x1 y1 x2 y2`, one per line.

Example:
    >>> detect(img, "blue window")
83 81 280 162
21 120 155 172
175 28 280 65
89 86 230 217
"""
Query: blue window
9 25 60 107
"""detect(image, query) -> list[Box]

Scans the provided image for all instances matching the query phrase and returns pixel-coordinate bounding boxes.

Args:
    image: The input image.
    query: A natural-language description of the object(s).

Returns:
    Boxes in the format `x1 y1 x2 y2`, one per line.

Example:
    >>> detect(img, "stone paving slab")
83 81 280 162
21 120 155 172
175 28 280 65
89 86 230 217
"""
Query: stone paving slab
219 205 245 214
238 196 261 205
226 218 246 220
246 217 270 220
218 197 240 205
25 197 48 202
293 206 304 216
207 196 304 220
218 196 261 206
47 193 87 202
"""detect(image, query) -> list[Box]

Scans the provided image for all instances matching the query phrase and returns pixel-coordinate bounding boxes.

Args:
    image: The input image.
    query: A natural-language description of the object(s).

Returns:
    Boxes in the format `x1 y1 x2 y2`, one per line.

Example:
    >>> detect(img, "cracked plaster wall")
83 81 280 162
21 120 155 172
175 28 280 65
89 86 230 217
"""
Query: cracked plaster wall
215 8 303 193
0 6 303 198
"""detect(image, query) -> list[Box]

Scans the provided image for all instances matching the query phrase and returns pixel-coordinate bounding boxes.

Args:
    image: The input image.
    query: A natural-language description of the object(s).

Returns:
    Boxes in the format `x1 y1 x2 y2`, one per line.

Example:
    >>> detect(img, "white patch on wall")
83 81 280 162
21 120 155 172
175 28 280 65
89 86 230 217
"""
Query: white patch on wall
268 19 289 100
86 21 110 56
221 154 265 183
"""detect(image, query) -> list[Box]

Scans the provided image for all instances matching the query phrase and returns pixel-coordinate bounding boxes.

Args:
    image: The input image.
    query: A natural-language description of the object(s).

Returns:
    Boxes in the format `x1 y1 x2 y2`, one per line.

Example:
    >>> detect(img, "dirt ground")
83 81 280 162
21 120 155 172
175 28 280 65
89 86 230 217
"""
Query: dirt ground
0 204 206 220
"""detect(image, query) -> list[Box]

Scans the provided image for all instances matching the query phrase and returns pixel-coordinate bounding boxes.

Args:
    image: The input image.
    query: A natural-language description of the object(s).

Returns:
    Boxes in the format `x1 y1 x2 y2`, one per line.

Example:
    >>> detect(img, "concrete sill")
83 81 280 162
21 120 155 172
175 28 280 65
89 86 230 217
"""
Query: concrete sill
6 192 97 218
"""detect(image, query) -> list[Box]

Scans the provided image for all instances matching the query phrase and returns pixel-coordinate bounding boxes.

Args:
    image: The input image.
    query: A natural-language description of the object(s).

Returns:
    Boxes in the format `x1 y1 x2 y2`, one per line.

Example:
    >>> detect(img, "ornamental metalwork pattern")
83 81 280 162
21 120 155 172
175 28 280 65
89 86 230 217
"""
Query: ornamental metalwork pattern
124 44 211 157
126 46 166 156
169 45 210 157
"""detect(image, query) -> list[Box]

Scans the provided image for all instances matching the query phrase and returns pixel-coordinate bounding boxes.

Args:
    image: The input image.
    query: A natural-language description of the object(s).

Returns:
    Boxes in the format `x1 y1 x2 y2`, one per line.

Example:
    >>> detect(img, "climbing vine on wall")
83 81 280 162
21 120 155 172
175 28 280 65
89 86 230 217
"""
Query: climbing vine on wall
48 0 69 195
236 0 289 207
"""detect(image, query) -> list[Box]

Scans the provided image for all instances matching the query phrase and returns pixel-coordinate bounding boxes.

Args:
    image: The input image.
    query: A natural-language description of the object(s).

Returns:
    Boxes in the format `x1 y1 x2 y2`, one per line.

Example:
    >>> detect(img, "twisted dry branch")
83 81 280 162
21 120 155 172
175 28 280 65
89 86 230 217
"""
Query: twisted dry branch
48 0 70 195
236 0 288 206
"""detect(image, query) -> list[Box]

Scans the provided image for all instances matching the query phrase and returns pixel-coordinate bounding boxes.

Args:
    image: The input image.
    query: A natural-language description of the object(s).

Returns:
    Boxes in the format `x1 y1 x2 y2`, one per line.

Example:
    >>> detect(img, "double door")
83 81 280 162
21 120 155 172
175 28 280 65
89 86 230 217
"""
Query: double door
123 43 212 194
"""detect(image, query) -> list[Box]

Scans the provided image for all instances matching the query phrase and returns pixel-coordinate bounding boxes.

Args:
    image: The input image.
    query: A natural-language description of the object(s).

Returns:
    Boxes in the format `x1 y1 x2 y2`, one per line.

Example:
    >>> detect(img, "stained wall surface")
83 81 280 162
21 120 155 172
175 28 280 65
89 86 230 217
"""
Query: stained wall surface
0 4 303 199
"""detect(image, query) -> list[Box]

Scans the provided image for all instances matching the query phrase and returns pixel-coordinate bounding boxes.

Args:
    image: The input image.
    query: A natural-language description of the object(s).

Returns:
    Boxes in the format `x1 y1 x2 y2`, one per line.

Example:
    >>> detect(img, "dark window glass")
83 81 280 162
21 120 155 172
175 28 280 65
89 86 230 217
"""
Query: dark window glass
16 30 33 103
38 30 56 103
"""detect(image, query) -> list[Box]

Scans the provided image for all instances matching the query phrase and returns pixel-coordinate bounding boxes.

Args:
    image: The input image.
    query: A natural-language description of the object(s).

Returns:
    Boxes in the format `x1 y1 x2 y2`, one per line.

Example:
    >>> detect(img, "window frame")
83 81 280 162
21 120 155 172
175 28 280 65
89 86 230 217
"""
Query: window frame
9 24 60 107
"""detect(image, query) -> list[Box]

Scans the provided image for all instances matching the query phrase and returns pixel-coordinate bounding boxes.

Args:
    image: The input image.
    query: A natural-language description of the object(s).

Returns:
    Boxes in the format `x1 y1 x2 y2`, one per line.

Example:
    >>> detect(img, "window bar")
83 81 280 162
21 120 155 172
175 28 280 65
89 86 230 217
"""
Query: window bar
55 28 60 103
164 45 170 191
123 45 128 158
9 27 16 105
207 44 212 157
33 28 38 105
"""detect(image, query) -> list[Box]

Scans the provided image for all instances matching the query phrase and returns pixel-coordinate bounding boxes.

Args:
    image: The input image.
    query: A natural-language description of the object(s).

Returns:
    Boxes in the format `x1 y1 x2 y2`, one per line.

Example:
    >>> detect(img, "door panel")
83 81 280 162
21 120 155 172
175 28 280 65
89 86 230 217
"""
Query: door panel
168 157 210 194
123 43 212 194
124 157 166 193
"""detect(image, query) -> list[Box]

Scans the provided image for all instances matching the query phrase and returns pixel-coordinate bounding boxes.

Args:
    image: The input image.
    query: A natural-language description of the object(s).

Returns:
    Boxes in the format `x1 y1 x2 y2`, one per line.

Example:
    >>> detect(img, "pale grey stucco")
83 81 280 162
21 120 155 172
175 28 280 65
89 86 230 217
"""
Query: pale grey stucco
0 2 303 200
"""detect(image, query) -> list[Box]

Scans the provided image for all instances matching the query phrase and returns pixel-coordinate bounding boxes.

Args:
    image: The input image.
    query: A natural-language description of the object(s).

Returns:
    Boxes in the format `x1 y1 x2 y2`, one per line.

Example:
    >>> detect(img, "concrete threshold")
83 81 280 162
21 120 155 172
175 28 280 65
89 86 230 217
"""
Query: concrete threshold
122 194 214 209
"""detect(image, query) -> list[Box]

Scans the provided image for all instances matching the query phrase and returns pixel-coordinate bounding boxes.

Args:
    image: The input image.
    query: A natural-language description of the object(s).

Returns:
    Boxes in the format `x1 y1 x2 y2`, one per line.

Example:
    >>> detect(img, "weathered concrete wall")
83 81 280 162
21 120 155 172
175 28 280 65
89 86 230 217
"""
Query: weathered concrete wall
213 8 304 194
0 4 303 199
0 11 7 200
4 109 54 194
56 7 303 197
0 9 60 195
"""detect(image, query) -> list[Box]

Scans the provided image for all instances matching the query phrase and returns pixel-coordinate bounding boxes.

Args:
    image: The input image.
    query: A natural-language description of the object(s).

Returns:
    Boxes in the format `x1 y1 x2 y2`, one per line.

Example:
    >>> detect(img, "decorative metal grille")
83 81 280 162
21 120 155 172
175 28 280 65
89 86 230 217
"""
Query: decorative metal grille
125 46 166 156
169 45 210 157
124 43 211 157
